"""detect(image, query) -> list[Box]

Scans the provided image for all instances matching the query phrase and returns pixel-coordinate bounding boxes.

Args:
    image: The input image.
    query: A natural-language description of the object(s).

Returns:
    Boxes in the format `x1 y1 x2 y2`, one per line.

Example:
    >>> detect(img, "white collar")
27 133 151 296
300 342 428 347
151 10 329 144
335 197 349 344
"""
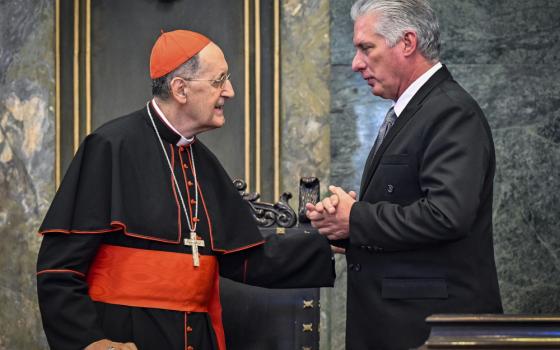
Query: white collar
393 62 443 117
151 98 194 146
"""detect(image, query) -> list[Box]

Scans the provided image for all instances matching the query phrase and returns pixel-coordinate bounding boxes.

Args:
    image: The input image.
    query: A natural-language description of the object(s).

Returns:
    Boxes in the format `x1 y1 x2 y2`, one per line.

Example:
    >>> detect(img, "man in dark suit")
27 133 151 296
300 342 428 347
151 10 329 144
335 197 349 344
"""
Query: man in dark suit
306 0 503 349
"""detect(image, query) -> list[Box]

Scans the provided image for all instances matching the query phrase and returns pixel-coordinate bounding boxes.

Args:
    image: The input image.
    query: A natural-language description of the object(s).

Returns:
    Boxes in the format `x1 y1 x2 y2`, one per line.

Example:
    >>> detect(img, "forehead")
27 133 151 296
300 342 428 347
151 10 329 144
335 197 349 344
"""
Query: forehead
353 13 381 45
198 42 229 75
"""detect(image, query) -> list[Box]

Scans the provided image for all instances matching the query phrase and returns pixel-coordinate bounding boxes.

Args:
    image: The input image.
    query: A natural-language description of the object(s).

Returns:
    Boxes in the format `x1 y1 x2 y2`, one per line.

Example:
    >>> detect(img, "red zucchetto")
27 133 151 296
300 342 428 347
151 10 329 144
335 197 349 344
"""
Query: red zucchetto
149 30 211 79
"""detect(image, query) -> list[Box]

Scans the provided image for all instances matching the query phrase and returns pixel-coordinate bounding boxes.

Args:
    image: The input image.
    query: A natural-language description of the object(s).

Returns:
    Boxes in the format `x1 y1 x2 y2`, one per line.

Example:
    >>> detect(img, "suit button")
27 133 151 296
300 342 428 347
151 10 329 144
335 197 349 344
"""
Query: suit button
367 245 373 252
348 263 354 270
386 184 394 193
354 263 361 271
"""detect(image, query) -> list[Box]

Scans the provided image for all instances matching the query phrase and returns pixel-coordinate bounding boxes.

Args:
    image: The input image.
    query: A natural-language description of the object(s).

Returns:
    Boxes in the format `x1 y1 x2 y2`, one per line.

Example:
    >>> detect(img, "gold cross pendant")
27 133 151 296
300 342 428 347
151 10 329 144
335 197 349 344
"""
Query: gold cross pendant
183 231 205 267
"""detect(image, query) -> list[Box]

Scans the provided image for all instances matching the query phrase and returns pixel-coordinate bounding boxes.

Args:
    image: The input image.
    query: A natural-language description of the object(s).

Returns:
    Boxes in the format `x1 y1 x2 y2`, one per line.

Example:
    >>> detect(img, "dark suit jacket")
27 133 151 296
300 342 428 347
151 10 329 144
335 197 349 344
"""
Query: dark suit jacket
346 66 502 350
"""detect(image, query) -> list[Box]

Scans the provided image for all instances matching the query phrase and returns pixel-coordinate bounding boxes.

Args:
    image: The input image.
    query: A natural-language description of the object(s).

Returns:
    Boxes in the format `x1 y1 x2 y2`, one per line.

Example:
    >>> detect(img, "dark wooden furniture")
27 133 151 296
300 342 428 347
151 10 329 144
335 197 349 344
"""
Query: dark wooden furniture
419 314 560 349
220 179 322 350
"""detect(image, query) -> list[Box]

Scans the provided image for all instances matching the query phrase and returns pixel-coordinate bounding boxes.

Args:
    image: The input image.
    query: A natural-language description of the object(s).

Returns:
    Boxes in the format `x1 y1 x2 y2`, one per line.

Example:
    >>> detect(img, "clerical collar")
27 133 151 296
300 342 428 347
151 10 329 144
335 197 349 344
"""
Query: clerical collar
393 62 443 117
150 98 194 146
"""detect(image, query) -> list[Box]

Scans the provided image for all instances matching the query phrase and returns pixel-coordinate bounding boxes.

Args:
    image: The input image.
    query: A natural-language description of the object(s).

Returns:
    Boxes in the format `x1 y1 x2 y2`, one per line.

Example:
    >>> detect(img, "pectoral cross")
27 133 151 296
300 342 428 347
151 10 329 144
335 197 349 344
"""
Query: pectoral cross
184 231 205 267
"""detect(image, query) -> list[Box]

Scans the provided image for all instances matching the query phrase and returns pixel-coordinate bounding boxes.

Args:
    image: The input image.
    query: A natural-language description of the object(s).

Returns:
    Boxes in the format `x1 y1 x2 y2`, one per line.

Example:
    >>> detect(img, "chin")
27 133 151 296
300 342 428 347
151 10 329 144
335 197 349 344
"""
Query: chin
373 88 391 100
371 87 383 97
212 116 226 128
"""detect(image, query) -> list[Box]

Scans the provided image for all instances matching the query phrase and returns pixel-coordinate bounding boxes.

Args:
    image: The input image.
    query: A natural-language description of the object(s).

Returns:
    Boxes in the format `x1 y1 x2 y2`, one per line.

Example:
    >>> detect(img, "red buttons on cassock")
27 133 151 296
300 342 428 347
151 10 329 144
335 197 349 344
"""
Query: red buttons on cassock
186 326 193 332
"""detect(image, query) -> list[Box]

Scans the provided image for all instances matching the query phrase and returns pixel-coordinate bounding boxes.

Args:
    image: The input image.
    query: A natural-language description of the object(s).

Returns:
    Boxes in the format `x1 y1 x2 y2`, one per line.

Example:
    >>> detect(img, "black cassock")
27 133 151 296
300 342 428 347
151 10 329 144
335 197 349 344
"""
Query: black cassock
37 102 335 350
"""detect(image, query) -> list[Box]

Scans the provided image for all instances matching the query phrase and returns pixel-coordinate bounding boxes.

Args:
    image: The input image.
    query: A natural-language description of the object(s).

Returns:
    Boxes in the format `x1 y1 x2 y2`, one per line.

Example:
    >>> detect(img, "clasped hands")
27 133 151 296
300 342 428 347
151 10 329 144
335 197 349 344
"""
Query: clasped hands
305 185 357 252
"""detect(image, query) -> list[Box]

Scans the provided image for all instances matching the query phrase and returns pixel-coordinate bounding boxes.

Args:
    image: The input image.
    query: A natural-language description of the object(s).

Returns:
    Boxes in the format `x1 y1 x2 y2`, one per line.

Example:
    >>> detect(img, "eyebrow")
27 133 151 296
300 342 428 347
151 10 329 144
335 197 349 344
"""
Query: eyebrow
355 42 373 50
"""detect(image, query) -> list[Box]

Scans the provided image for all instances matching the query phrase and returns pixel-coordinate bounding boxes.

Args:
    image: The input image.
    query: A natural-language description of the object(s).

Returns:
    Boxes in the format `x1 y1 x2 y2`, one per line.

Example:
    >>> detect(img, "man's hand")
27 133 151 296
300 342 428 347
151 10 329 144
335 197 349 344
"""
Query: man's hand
305 185 357 240
86 339 138 350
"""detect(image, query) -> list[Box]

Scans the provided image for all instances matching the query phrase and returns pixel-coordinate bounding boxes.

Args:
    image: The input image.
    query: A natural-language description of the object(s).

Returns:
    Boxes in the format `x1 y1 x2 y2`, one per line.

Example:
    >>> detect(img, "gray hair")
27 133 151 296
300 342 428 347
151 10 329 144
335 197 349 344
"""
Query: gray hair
351 0 440 61
151 54 201 99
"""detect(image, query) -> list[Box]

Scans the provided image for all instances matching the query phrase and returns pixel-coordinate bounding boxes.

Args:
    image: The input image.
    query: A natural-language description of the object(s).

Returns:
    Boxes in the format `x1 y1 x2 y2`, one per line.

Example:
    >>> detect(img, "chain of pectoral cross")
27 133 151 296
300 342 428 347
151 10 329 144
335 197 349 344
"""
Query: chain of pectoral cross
147 103 204 267
177 147 205 267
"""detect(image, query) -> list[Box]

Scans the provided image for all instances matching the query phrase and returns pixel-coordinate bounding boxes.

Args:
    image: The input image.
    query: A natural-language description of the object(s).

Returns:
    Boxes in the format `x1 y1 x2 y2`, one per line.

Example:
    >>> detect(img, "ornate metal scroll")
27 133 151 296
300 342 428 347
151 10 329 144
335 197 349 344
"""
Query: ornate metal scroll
234 179 297 228
297 177 320 223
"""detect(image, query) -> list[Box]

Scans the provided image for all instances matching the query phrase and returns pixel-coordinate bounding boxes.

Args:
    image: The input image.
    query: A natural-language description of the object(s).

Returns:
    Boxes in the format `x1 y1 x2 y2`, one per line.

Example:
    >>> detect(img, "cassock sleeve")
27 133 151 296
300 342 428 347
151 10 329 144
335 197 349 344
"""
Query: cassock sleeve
37 133 115 349
37 233 106 350
218 232 335 288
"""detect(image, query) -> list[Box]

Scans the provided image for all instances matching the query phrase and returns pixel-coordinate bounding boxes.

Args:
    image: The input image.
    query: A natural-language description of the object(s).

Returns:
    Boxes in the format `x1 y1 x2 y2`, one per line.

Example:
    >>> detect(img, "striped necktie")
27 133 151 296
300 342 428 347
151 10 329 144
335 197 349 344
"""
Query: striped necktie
359 106 399 194
372 106 397 156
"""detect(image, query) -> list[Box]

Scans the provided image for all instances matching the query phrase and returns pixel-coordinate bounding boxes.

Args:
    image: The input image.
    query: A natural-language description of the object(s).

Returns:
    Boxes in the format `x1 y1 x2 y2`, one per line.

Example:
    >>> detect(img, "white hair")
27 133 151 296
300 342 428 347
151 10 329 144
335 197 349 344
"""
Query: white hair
351 0 441 61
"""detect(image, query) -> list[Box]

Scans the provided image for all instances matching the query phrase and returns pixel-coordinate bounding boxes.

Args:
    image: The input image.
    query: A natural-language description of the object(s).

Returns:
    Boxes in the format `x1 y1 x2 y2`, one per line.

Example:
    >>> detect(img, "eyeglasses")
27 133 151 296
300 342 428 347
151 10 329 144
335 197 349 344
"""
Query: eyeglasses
180 73 231 89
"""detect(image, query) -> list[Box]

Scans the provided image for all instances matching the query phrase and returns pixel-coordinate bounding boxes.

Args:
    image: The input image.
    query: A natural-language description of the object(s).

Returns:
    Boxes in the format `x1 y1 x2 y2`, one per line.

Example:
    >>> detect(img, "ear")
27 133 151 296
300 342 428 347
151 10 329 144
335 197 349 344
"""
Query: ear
169 77 188 103
401 31 418 57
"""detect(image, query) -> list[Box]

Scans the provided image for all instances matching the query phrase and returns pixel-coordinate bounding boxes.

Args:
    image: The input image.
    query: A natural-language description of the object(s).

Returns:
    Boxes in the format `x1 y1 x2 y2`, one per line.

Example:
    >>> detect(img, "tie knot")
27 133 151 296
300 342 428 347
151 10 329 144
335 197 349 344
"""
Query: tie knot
368 106 398 163
385 107 397 123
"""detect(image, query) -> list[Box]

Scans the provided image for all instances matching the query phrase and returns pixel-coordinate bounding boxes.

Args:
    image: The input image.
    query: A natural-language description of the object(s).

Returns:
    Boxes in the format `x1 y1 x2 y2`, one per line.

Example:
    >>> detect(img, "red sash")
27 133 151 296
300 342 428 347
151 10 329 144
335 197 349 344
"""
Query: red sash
87 244 216 312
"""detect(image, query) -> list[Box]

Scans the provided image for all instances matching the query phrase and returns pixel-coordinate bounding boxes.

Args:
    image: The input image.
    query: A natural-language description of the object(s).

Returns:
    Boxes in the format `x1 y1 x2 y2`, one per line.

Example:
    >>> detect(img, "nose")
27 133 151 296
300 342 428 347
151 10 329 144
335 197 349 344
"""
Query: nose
351 51 365 72
222 79 235 98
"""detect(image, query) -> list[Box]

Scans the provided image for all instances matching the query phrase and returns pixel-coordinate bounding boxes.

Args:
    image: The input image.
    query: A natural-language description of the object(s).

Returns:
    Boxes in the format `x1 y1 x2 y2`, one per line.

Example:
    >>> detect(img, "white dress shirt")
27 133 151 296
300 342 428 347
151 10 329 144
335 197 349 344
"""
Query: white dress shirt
393 62 443 117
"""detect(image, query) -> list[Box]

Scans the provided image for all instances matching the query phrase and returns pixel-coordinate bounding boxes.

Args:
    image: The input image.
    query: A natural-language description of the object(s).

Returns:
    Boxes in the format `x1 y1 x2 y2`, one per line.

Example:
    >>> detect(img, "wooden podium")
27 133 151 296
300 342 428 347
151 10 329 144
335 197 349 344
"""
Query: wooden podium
419 314 560 349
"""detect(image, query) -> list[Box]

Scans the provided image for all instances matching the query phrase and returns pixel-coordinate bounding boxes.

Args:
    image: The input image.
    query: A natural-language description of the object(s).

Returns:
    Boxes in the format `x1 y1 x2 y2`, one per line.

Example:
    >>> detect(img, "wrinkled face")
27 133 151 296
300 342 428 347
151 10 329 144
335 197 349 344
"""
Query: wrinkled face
182 42 234 133
351 13 404 100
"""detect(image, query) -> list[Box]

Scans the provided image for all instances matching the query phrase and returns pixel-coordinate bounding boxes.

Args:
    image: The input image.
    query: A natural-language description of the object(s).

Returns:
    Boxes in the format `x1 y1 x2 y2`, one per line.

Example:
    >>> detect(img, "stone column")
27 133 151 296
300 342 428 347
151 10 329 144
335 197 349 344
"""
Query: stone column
281 2 336 347
281 0 331 199
0 1 54 348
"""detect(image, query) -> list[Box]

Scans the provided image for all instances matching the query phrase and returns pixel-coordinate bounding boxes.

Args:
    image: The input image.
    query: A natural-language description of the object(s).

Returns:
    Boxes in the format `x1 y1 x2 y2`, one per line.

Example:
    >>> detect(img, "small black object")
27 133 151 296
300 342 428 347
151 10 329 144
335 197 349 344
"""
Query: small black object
298 177 320 224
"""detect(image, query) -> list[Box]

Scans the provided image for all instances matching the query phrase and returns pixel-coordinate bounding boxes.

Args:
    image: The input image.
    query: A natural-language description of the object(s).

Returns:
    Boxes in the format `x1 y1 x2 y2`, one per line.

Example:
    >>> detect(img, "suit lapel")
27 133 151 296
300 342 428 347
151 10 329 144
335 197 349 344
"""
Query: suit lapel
358 66 454 199
359 136 380 193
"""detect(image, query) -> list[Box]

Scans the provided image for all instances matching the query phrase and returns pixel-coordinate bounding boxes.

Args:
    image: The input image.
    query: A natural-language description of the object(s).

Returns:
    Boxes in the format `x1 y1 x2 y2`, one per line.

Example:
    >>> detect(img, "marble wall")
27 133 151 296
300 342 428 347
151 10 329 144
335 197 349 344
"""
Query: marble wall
324 0 560 348
281 0 332 198
436 0 560 314
0 0 54 349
